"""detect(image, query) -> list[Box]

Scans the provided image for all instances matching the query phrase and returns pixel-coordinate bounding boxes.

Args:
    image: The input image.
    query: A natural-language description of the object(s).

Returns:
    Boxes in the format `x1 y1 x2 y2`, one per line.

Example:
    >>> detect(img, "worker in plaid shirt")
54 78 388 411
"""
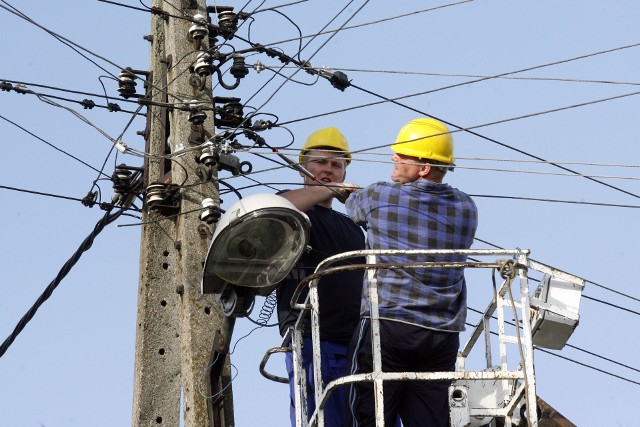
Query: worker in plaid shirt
341 118 478 427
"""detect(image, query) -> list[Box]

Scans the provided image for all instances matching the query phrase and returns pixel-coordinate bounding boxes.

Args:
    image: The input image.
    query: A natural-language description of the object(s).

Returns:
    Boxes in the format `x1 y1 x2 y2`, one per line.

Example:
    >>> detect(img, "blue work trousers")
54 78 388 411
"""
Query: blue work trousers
286 337 349 427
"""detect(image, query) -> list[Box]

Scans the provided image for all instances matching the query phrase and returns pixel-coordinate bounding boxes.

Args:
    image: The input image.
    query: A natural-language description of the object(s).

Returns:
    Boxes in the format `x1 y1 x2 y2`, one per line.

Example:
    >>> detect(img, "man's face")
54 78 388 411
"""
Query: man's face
391 152 423 184
301 150 347 185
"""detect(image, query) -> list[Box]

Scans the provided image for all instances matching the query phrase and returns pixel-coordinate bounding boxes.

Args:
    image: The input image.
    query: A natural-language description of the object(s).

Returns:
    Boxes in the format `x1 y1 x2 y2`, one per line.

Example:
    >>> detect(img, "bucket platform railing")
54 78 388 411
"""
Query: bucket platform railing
259 249 584 427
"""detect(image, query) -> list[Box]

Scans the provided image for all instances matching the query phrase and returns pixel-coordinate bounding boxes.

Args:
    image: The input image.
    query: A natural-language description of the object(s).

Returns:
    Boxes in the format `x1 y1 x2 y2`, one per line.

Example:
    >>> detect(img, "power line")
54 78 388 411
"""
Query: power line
0 1 121 79
473 237 640 305
0 206 124 359
255 0 474 48
0 113 106 175
347 81 640 201
537 348 640 387
584 279 640 304
1 1 198 109
0 77 140 106
450 157 640 169
0 184 94 204
565 342 640 375
582 295 640 317
259 148 640 170
304 67 640 87
466 308 640 386
253 0 309 14
97 0 150 13
2 84 143 115
258 149 640 181
237 0 367 110
37 95 119 144
469 194 640 209
0 183 142 213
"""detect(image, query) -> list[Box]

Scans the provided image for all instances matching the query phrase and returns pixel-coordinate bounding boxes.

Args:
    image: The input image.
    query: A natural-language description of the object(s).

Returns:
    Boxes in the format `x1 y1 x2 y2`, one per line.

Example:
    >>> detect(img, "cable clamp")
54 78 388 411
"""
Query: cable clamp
115 140 128 153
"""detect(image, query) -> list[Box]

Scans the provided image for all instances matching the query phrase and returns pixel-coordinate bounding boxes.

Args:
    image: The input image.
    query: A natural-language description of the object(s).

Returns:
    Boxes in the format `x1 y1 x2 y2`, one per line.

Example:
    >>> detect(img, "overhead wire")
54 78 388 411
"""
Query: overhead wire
15 0 636 364
1 0 210 114
0 113 106 175
97 0 151 13
277 149 640 181
564 342 640 375
36 95 118 143
122 5 640 242
188 148 640 210
0 77 141 106
0 1 159 203
3 85 144 115
449 156 640 169
465 308 640 386
252 0 309 14
229 25 640 376
109 0 640 400
97 0 189 21
88 103 147 201
2 83 147 209
537 348 640 387
279 85 634 127
0 1 121 80
237 0 364 109
251 0 474 48
262 65 640 87
342 81 640 201
261 148 640 169
468 194 640 209
356 39 640 97
0 206 125 359
472 237 640 307
190 150 638 211
0 184 102 205
254 6 304 61
582 295 640 317
8 2 637 401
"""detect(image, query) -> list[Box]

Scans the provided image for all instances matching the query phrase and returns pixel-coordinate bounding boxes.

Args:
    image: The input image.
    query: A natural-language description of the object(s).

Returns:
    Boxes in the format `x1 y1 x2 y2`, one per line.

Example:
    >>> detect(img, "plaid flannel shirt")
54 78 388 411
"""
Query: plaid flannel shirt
345 180 478 332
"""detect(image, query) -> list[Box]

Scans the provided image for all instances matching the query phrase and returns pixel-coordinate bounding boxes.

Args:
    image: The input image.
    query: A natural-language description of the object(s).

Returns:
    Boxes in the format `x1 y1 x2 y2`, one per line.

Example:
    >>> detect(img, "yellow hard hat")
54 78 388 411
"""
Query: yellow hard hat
299 127 351 165
392 118 454 164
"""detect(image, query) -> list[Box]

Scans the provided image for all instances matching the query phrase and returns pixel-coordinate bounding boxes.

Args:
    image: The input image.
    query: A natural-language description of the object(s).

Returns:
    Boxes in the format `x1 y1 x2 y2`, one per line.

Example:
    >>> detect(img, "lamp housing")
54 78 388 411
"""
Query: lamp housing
202 193 310 295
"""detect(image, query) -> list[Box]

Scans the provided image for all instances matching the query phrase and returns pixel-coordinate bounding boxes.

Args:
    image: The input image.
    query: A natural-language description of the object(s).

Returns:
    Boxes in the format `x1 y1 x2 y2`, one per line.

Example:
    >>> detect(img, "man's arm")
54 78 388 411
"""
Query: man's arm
344 184 372 225
280 183 360 211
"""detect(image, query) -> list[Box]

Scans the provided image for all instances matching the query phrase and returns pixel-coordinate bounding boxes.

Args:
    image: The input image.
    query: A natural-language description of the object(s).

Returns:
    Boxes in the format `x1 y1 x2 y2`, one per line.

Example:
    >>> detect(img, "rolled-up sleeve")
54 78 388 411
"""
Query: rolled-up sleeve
345 188 368 225
346 183 386 226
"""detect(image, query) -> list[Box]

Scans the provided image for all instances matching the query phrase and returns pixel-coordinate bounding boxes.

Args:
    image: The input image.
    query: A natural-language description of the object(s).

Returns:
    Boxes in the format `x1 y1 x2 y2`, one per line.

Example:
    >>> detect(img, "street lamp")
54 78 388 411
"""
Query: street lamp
201 193 310 317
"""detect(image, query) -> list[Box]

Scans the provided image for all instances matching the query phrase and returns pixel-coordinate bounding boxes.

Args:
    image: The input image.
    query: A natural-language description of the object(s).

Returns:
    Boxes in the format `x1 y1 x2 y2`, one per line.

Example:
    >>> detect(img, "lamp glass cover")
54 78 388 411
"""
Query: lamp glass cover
204 209 308 288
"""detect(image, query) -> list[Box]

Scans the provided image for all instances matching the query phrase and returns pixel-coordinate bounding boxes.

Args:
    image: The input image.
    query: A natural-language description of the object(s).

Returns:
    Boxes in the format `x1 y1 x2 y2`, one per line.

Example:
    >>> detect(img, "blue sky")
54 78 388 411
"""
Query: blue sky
1 1 639 426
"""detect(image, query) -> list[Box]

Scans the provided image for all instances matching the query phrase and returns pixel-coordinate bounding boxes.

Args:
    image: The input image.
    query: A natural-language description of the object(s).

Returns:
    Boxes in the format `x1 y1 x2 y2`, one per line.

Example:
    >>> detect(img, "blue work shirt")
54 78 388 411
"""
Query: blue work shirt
345 180 478 332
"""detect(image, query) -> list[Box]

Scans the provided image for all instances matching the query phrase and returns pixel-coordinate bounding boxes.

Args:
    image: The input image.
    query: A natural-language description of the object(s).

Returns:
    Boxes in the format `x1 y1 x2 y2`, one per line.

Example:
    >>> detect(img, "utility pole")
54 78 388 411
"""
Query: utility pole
132 1 233 426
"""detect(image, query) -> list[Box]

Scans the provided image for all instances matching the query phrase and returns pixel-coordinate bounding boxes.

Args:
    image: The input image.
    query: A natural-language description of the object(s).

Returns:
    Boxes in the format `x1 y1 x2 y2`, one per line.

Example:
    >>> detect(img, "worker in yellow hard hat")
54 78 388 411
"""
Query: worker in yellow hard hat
298 125 351 166
276 127 365 427
342 118 478 427
393 118 455 162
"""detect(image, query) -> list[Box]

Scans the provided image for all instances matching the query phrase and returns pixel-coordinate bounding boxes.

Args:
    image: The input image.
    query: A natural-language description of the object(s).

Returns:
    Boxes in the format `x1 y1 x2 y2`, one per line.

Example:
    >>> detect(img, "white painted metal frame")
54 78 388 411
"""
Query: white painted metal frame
260 249 583 427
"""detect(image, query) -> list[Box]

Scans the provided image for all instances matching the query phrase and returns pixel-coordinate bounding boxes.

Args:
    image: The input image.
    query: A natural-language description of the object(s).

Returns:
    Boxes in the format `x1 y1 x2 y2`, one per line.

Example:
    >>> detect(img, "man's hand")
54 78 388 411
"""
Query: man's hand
333 183 361 204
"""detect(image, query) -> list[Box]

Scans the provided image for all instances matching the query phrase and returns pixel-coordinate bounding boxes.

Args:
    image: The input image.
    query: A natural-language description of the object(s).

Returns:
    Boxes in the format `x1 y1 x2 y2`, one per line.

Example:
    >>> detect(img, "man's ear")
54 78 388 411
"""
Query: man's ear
418 164 431 179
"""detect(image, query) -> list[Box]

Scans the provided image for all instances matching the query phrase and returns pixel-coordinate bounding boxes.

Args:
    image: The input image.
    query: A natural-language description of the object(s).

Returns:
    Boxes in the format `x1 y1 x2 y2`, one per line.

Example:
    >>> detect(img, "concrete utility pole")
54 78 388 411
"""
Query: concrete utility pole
132 1 233 426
